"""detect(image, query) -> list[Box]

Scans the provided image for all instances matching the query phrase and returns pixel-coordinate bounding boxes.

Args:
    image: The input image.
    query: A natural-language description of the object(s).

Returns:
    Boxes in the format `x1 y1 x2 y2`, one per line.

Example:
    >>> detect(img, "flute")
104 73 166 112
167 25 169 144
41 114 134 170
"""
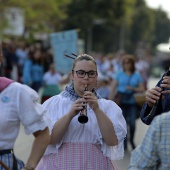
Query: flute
146 67 170 120
78 85 88 124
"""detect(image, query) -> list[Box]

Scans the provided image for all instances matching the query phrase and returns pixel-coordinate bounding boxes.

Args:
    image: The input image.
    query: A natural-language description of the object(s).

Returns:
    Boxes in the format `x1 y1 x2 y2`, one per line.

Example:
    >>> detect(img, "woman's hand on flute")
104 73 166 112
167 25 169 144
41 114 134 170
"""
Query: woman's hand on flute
69 98 86 117
83 91 99 112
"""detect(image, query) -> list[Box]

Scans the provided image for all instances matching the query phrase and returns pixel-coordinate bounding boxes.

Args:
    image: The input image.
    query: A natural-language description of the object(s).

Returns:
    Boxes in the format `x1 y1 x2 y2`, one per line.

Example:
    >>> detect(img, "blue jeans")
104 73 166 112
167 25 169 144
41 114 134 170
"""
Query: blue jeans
121 104 137 149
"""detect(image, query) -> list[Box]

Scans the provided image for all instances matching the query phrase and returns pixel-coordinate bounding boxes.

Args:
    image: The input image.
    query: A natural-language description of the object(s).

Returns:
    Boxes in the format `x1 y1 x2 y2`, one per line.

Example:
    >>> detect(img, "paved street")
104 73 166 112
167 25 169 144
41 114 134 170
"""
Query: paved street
14 77 158 170
115 119 148 169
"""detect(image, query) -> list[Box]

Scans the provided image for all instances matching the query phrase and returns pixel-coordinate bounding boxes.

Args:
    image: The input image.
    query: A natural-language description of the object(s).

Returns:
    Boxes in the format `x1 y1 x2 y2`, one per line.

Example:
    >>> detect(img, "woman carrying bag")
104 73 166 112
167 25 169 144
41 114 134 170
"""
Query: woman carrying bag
109 54 145 150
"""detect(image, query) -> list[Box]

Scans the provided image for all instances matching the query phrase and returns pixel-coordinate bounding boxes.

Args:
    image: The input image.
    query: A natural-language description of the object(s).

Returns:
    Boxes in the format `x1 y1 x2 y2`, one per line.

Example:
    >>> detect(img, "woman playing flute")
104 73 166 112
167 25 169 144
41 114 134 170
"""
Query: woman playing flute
36 54 127 170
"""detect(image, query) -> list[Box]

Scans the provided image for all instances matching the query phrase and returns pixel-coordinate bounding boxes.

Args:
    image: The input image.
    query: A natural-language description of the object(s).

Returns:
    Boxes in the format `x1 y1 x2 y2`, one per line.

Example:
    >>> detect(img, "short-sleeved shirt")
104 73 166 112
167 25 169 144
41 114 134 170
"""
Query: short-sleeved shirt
114 71 143 104
128 111 170 169
0 82 50 149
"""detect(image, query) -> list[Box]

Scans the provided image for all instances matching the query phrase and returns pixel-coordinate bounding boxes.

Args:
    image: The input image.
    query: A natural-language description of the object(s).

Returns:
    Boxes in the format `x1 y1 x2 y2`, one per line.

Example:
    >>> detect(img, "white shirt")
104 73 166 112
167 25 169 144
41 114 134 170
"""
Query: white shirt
43 93 127 160
0 82 50 150
43 71 62 85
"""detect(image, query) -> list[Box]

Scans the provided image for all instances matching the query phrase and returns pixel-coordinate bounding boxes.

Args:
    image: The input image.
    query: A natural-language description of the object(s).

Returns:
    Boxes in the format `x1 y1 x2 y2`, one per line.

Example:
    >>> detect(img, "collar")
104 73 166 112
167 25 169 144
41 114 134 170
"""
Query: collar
0 77 14 92
61 84 101 101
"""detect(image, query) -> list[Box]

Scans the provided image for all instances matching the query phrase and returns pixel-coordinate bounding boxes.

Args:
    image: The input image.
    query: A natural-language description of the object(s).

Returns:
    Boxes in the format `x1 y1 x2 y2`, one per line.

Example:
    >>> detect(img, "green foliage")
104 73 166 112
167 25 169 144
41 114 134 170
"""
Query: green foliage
129 5 154 46
0 0 170 54
64 0 127 52
0 0 71 37
119 0 170 53
152 8 170 46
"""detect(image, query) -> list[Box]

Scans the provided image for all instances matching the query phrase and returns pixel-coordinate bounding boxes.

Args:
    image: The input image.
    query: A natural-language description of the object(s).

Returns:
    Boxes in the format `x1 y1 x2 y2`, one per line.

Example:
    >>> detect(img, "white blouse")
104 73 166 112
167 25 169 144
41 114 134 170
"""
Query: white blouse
43 93 127 160
0 82 50 150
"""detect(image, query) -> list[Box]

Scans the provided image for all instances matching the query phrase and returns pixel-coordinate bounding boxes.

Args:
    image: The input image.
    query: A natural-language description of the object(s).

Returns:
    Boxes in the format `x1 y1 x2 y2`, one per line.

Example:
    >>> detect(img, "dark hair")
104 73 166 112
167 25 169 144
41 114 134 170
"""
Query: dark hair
122 54 136 73
71 54 97 71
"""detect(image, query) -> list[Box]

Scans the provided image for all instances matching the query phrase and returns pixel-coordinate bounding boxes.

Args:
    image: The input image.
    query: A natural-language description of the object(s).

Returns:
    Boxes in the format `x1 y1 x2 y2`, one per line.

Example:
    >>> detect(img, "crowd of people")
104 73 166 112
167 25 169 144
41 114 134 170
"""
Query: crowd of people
1 39 169 170
1 40 149 93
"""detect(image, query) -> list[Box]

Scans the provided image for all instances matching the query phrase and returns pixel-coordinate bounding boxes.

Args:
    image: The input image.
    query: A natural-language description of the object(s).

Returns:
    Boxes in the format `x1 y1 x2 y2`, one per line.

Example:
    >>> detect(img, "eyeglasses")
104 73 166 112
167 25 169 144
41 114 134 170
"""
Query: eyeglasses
74 70 97 78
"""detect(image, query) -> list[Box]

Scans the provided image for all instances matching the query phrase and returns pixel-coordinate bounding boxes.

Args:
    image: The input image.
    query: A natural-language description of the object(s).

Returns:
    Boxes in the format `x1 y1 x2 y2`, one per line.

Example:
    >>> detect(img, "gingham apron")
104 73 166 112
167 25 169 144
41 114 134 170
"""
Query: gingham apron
36 143 119 170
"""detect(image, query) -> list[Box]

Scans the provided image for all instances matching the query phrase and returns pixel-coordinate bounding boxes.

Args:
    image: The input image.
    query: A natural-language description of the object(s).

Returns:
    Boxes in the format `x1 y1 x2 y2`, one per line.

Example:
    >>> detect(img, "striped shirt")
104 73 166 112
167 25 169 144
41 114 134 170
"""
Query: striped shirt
128 111 170 170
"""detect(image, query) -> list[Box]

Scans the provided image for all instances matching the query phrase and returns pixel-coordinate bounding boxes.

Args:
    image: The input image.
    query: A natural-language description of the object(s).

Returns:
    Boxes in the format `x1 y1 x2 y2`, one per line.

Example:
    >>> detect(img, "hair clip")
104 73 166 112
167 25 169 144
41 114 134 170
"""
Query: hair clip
71 53 77 57
64 52 77 59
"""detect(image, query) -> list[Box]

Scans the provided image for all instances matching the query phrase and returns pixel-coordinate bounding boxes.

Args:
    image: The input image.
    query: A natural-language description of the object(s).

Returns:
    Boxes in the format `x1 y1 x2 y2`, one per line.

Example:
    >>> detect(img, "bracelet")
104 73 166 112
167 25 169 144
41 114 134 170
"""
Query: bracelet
23 164 34 170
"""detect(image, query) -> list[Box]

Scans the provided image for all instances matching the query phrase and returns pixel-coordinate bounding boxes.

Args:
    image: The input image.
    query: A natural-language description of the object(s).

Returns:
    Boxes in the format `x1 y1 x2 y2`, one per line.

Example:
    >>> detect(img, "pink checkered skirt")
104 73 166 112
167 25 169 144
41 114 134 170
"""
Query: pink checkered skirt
36 143 119 170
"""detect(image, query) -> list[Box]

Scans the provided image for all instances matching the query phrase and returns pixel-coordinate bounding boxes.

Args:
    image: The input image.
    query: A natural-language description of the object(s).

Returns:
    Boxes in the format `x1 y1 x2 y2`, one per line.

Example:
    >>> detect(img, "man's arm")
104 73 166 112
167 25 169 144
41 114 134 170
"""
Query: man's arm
22 127 50 170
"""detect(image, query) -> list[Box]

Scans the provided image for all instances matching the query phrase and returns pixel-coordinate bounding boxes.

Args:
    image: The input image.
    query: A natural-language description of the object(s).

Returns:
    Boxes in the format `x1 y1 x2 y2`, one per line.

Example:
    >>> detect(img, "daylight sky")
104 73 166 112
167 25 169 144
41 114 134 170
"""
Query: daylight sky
145 0 170 18
145 0 170 52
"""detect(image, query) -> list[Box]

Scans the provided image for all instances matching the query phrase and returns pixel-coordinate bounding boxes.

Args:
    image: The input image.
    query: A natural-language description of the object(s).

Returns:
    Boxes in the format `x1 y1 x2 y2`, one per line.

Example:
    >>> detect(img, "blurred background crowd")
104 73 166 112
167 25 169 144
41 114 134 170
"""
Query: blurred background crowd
0 40 150 96
0 0 170 88
0 0 170 169
0 0 169 91
0 37 169 102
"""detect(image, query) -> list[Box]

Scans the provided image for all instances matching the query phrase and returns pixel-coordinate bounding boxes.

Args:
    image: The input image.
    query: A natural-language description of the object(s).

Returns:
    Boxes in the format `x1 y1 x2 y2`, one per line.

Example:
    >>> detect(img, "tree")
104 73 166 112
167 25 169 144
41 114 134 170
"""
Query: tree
126 0 170 53
64 0 127 53
126 0 154 52
152 8 170 47
0 0 70 39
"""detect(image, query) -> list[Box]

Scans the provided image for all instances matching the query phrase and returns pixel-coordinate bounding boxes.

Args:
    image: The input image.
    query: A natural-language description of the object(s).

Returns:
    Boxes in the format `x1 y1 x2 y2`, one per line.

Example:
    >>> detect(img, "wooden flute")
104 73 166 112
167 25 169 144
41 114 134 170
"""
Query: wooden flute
78 85 88 124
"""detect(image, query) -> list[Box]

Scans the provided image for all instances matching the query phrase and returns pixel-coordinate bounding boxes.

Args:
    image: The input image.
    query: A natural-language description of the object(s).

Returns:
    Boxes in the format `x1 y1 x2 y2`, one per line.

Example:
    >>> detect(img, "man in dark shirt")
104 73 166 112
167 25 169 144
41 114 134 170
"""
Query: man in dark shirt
140 70 170 125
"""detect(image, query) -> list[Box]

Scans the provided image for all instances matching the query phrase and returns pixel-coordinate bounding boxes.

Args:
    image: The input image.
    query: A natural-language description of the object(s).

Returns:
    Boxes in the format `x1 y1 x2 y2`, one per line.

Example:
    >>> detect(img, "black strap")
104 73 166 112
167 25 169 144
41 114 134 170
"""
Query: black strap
0 149 13 155
12 153 18 170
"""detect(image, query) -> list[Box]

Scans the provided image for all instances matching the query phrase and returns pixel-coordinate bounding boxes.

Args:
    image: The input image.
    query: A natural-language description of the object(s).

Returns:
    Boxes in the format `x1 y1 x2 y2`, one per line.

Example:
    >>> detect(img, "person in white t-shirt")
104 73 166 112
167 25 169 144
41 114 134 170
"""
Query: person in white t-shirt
41 63 62 103
0 42 51 170
43 63 62 86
